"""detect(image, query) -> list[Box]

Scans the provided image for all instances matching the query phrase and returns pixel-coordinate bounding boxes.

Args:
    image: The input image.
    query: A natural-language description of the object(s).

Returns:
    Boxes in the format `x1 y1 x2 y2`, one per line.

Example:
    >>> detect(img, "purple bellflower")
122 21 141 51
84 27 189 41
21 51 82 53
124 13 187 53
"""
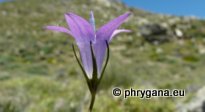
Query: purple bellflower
45 11 131 111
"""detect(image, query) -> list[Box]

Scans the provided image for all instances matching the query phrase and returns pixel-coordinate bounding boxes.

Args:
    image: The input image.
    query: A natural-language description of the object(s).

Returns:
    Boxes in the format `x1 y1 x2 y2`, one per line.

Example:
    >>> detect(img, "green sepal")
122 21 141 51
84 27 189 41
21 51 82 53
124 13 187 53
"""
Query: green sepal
98 40 110 85
72 44 92 92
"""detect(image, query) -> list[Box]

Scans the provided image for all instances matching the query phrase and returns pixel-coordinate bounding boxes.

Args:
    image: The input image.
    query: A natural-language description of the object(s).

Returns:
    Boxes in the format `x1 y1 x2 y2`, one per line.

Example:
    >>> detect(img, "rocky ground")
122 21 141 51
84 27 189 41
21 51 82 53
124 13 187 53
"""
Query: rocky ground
0 0 205 111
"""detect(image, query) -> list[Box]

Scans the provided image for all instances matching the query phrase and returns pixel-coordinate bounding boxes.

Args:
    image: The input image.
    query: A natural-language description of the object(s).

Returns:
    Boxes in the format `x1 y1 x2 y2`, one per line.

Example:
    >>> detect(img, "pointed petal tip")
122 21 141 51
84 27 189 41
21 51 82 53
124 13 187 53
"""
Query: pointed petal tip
127 12 132 15
96 11 131 41
89 11 94 18
64 13 71 17
44 25 72 35
125 30 132 33
90 11 94 16
109 29 132 41
90 10 94 13
65 12 81 16
44 26 55 30
121 29 132 32
43 26 48 30
124 12 132 17
64 12 76 18
90 11 94 17
44 26 53 30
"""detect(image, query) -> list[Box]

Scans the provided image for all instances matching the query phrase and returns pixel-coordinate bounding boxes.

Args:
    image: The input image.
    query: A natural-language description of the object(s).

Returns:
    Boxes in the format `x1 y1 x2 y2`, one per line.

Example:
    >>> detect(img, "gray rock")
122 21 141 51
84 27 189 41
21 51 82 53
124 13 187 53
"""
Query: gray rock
139 23 172 43
175 29 184 37
177 86 205 112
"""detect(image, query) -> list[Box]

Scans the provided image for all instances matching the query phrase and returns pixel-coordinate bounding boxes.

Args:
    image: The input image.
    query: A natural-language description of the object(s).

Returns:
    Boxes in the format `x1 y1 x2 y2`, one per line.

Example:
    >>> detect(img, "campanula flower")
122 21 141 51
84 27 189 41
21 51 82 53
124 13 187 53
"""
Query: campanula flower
45 11 131 111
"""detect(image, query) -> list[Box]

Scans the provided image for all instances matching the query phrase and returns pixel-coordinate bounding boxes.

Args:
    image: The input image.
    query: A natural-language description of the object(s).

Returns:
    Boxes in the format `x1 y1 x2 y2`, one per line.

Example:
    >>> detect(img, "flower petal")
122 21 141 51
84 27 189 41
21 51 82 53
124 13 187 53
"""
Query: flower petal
78 42 93 79
65 13 95 43
94 12 131 77
89 11 96 32
96 12 131 41
93 41 107 78
45 26 72 35
110 29 131 41
64 13 96 79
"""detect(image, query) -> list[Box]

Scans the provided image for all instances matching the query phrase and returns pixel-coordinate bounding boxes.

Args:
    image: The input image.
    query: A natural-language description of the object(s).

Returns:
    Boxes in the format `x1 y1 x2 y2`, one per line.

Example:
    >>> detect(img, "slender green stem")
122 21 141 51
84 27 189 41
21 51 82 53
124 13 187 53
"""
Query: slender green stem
98 40 110 84
89 92 96 112
90 41 98 79
72 44 89 82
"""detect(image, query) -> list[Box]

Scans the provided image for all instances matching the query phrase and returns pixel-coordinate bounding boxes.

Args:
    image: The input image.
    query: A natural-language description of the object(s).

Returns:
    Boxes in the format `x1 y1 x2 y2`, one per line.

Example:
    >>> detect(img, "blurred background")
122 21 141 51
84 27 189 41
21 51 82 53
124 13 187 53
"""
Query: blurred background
0 0 205 112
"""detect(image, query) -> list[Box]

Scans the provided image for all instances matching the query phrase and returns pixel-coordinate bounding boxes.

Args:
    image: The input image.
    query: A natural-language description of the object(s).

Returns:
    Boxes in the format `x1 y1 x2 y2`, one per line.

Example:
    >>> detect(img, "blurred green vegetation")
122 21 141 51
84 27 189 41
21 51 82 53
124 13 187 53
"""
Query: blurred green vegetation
0 0 205 111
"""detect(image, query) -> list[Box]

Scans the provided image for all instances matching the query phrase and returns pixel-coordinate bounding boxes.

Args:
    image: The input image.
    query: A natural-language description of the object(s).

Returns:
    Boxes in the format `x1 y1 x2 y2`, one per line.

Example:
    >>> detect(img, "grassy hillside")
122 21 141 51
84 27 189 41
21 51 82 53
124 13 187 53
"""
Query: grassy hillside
0 0 205 111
